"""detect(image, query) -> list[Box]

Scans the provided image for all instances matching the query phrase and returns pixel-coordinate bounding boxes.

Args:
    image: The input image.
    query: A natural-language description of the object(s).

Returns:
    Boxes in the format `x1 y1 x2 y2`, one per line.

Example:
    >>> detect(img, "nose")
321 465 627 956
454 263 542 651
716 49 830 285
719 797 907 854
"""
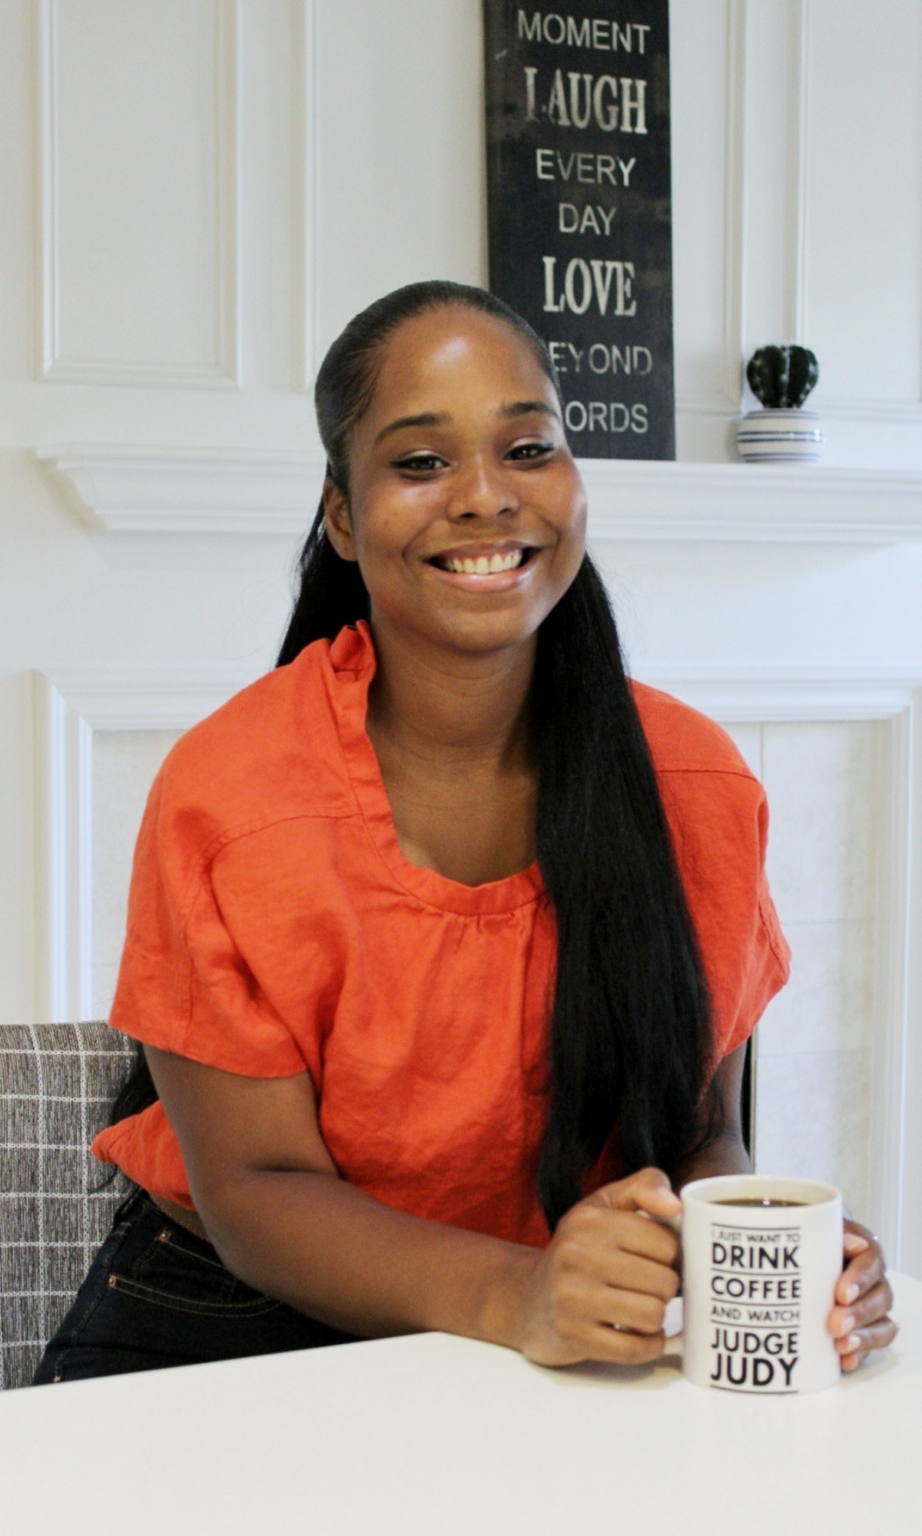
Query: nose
446 454 520 521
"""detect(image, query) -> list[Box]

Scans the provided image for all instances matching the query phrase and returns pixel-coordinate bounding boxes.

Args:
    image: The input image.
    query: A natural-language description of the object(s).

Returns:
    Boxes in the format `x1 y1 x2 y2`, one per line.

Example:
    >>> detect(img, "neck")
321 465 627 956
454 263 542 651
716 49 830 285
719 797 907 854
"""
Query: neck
365 618 536 778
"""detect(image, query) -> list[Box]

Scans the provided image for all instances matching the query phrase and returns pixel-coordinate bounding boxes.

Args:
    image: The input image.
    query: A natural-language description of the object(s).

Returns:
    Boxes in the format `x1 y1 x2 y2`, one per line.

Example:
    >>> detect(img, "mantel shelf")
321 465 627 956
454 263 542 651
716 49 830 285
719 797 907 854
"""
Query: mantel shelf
34 444 922 543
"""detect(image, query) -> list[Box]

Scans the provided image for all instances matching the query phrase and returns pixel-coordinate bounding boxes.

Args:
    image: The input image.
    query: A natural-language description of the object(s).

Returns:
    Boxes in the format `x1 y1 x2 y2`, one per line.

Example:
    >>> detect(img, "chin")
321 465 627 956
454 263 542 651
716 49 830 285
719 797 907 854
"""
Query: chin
430 609 546 656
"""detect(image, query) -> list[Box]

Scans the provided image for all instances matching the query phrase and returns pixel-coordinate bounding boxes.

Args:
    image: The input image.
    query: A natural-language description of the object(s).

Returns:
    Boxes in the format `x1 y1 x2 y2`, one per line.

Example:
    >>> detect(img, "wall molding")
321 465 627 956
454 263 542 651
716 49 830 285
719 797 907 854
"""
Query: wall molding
638 669 922 723
34 444 922 541
34 444 327 535
817 398 922 427
788 0 811 344
579 460 922 543
34 0 240 390
296 0 320 390
720 0 748 409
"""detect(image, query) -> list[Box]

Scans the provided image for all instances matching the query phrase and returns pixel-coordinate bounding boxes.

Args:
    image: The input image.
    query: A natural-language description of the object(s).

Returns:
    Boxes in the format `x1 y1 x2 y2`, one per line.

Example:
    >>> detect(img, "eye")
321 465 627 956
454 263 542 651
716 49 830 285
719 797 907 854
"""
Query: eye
507 440 556 462
392 452 447 475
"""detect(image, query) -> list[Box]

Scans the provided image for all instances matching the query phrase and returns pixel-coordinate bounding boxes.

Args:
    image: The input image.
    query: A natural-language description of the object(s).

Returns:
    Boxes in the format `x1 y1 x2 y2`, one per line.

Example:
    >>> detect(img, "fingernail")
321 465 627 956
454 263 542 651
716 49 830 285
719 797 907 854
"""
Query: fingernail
843 1234 869 1253
843 1283 859 1304
840 1313 856 1335
847 1334 861 1353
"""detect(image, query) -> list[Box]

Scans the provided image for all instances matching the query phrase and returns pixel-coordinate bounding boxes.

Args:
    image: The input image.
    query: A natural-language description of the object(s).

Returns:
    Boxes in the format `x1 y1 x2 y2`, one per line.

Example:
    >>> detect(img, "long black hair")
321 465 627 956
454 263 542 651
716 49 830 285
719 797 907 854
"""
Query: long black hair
112 280 717 1230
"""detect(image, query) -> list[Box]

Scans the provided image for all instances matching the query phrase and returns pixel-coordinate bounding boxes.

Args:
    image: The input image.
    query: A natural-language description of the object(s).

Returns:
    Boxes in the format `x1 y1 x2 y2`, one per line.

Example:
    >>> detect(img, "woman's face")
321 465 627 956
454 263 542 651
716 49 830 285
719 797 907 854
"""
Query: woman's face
323 306 587 658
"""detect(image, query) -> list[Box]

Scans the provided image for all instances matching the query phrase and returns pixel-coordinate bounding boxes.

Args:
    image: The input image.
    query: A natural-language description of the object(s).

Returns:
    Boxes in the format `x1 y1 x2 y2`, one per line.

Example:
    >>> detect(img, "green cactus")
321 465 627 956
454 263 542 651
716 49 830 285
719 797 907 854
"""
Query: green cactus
746 346 819 409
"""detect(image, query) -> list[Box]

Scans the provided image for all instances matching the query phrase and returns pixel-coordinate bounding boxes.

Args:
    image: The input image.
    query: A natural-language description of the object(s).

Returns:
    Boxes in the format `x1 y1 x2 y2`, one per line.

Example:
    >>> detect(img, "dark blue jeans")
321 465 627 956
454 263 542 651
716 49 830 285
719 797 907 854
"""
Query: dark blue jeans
32 1187 357 1384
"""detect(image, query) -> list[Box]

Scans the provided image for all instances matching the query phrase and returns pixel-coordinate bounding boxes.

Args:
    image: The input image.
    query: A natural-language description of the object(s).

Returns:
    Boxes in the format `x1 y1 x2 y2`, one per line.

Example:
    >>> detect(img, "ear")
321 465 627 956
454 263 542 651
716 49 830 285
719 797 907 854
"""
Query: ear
322 477 358 563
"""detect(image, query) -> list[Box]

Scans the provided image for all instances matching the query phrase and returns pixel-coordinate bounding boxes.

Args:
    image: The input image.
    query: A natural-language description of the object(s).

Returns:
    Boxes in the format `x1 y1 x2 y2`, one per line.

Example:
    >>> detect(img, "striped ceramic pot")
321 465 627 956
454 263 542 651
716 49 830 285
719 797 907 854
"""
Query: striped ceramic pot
736 407 825 464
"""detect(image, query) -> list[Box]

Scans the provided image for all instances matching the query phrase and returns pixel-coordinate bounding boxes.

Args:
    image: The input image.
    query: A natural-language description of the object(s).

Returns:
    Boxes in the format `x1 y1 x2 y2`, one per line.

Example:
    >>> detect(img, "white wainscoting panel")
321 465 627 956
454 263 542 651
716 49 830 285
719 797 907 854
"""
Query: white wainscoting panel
36 0 239 388
803 0 922 418
671 0 745 414
757 720 884 1223
33 668 253 1026
653 674 922 1275
674 0 922 460
762 720 882 927
91 730 182 1019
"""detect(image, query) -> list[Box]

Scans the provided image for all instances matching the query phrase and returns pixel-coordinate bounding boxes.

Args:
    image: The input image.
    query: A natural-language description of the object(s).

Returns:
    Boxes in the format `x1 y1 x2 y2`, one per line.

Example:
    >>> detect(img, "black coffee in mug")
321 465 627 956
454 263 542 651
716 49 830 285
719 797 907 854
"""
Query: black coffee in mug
714 1198 807 1208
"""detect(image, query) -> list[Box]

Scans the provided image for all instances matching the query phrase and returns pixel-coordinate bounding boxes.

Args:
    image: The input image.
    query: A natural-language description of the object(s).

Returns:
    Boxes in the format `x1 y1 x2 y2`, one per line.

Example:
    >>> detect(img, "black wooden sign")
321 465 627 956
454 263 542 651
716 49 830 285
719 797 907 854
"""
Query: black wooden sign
483 2 675 459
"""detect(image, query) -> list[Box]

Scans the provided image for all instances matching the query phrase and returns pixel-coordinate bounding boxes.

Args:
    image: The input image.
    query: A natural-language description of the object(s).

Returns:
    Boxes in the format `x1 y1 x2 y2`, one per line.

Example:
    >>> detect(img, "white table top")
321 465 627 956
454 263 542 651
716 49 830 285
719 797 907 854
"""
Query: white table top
2 1273 919 1536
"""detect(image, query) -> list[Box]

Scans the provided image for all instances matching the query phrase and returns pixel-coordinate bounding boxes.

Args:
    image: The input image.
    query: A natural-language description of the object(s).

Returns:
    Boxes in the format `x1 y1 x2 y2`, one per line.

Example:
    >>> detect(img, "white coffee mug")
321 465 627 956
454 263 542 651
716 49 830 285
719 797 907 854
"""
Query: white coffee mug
681 1174 843 1395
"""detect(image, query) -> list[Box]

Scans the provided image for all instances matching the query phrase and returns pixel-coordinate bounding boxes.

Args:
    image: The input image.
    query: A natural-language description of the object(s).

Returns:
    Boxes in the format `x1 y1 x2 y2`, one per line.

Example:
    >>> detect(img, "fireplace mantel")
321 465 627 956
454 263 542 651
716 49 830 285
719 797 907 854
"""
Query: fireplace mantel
35 444 922 543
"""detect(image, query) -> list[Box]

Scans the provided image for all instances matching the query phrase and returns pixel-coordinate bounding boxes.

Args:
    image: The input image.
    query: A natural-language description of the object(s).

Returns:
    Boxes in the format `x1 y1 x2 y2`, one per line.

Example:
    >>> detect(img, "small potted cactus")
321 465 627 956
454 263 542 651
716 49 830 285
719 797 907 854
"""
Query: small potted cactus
737 345 824 463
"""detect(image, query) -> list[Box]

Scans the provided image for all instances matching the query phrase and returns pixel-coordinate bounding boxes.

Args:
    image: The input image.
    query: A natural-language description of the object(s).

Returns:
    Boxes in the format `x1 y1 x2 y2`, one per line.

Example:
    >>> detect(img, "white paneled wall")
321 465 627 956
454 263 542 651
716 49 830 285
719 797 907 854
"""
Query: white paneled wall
38 0 238 386
670 0 743 418
2 0 922 1274
91 730 181 1017
722 720 884 1222
804 0 922 414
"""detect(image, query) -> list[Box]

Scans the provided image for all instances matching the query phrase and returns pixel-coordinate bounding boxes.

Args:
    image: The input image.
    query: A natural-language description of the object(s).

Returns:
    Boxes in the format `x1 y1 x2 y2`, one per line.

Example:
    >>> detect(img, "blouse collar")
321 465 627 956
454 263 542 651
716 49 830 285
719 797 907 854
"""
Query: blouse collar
329 622 545 916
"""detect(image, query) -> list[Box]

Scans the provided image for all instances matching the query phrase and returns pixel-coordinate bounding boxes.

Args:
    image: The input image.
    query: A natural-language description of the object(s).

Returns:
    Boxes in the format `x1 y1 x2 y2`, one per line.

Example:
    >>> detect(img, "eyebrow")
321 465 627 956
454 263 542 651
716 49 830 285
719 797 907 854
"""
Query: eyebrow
374 400 560 446
500 400 561 424
374 412 448 446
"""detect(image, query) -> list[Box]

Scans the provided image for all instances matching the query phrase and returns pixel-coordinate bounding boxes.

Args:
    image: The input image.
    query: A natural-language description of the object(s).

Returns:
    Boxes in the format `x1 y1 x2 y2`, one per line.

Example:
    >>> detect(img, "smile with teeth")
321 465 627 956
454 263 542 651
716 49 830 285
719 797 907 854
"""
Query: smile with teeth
433 548 530 575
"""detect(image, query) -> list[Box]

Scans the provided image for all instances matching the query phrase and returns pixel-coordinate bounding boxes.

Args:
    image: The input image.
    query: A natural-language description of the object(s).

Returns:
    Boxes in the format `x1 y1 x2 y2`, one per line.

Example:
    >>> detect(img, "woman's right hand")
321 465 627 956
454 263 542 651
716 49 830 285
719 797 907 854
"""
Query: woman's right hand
514 1167 682 1367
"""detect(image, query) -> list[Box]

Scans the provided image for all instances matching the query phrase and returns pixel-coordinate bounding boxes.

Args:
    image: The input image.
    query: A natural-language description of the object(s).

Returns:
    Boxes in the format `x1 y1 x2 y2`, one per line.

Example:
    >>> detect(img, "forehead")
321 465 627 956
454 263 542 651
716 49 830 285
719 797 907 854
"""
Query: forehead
365 307 554 419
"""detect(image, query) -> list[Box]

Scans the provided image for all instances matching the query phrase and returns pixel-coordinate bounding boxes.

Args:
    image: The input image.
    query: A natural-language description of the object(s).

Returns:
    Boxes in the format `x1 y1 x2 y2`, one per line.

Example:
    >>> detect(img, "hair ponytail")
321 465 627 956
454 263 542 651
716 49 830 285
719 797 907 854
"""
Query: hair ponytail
277 499 368 662
532 559 713 1225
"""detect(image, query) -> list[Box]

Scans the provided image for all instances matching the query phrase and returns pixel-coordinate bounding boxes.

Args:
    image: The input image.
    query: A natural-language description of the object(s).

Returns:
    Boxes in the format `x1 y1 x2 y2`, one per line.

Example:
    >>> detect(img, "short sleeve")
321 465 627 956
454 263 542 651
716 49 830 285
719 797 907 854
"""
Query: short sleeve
109 766 313 1082
658 767 791 1066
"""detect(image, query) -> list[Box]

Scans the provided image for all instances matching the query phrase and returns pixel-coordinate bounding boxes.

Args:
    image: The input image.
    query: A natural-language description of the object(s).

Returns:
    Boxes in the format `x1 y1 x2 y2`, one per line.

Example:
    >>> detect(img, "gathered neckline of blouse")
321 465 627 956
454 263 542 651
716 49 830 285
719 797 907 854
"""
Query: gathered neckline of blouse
328 622 546 917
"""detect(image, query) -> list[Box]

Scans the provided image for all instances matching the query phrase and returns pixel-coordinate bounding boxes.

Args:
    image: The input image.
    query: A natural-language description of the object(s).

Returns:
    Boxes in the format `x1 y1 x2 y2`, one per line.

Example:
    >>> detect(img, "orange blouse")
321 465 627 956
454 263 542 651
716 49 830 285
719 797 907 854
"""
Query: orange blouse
93 622 790 1248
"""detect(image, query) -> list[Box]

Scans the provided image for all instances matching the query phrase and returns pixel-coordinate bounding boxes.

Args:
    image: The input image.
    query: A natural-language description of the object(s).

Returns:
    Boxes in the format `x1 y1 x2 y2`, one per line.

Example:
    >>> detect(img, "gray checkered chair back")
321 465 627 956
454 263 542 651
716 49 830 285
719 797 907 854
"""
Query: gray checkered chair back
0 1022 134 1390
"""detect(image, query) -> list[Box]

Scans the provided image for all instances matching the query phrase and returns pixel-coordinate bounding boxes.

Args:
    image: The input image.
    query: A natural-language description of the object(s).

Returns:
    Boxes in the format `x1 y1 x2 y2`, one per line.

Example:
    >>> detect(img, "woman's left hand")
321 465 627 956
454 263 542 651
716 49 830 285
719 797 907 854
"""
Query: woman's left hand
829 1220 898 1371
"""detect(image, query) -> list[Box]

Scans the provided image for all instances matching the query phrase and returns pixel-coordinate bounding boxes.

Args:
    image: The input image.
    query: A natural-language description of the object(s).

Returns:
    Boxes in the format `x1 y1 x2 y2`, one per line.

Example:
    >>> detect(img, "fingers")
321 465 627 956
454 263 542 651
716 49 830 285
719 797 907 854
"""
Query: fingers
600 1248 681 1303
831 1276 896 1356
520 1172 683 1368
581 1325 668 1367
518 1256 673 1369
599 1167 683 1221
606 1210 681 1269
838 1275 894 1333
838 1314 900 1372
585 1169 683 1269
843 1230 870 1259
583 1274 678 1364
836 1221 886 1308
546 1279 671 1366
830 1232 898 1371
558 1204 680 1282
597 1284 672 1335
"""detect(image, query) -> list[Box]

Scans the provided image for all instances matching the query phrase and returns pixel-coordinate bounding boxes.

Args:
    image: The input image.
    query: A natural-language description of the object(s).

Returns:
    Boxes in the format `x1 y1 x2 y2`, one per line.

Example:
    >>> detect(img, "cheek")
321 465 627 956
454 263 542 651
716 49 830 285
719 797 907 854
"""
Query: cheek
351 505 430 603
548 494 587 598
351 506 404 570
555 484 588 561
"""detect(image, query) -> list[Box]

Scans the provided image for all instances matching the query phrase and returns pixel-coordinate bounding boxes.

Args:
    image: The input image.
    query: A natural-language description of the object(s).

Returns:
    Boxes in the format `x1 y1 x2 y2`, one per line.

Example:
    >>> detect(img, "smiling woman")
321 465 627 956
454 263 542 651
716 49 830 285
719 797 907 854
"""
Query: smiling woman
32 282 896 1387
